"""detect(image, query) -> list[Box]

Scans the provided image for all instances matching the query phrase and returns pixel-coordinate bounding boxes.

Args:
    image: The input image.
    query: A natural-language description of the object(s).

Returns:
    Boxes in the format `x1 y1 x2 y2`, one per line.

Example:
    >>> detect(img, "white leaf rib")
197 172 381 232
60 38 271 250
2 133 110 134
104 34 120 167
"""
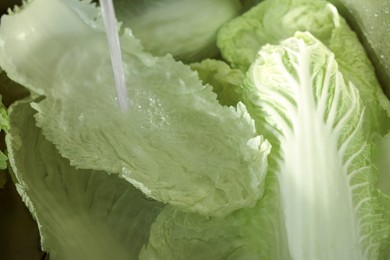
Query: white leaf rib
358 228 379 258
343 144 367 174
337 108 365 157
263 89 297 116
354 197 371 214
347 166 371 182
261 102 293 136
276 56 301 93
325 73 342 127
355 215 376 240
350 181 370 191
333 86 360 134
316 56 335 116
332 102 355 137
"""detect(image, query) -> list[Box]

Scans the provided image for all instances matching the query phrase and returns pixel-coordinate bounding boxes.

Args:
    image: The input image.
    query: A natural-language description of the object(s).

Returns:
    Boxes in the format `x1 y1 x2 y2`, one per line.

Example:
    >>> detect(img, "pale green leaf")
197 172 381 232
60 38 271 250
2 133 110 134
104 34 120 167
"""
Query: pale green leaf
217 0 390 134
114 0 242 62
6 98 164 260
190 59 245 106
0 94 8 173
243 32 390 259
141 32 390 259
140 173 291 260
328 0 390 98
0 0 271 217
377 133 390 197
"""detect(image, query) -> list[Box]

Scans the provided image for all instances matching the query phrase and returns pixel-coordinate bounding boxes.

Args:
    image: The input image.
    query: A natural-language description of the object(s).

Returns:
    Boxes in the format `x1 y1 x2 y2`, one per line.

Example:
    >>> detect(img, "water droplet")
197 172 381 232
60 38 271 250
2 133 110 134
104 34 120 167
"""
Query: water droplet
148 97 155 106
179 79 185 86
121 167 131 176
78 113 85 122
374 13 379 17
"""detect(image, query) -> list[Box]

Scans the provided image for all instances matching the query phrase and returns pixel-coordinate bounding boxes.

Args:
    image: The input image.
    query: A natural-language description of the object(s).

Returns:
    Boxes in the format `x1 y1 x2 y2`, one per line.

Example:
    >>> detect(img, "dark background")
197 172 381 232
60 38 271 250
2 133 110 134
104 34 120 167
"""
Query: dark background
0 0 21 15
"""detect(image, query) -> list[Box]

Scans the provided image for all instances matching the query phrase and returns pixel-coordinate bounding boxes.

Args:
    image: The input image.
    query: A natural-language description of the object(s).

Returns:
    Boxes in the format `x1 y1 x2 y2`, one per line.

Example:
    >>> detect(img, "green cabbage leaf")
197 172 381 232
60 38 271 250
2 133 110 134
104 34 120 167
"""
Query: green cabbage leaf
328 0 390 97
190 59 245 106
1 0 389 259
377 133 390 197
0 0 271 217
6 98 164 260
141 32 390 260
0 95 8 171
140 173 290 260
113 0 242 62
217 0 390 135
0 93 8 187
245 31 390 259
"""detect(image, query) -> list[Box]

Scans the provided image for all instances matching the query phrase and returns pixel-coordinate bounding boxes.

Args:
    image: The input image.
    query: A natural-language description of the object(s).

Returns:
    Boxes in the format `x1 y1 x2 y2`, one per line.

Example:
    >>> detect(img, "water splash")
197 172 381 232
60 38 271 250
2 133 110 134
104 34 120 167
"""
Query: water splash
99 0 129 112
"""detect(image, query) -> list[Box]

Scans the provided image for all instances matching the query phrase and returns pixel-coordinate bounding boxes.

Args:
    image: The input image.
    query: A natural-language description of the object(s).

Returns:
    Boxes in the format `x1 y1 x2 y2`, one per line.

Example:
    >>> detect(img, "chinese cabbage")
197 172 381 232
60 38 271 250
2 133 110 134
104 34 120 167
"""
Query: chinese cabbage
141 32 390 260
6 98 164 260
0 0 271 217
217 0 390 135
113 0 242 62
328 0 390 98
244 32 390 259
0 93 8 187
190 59 245 106
140 173 290 260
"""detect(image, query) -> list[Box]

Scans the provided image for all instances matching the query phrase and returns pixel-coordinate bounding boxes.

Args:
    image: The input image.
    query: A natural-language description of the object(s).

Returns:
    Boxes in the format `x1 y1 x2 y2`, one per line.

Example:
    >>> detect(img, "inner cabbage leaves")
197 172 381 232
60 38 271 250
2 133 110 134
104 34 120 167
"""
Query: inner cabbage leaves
113 0 242 62
217 0 390 135
1 0 389 259
140 32 390 260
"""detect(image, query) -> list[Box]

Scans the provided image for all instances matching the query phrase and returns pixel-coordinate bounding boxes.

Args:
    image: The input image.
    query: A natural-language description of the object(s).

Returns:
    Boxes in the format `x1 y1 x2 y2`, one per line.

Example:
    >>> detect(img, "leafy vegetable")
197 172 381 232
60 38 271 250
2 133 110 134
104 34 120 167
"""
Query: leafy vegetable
218 0 336 71
328 0 390 97
0 0 271 217
114 0 242 62
140 174 290 260
0 95 8 170
377 133 390 197
6 98 164 260
141 32 390 259
247 31 390 259
217 0 390 135
1 0 389 259
0 92 9 187
190 59 245 106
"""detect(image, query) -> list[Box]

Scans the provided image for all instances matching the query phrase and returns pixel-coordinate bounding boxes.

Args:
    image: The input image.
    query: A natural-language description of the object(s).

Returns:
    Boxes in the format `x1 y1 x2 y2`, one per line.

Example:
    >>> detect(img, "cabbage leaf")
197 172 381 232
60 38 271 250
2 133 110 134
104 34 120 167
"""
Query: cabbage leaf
141 33 390 259
140 174 290 260
0 0 271 217
377 133 390 197
328 0 390 98
245 32 390 259
217 0 390 135
0 93 8 187
190 59 245 106
113 0 242 62
6 98 164 260
0 95 8 171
